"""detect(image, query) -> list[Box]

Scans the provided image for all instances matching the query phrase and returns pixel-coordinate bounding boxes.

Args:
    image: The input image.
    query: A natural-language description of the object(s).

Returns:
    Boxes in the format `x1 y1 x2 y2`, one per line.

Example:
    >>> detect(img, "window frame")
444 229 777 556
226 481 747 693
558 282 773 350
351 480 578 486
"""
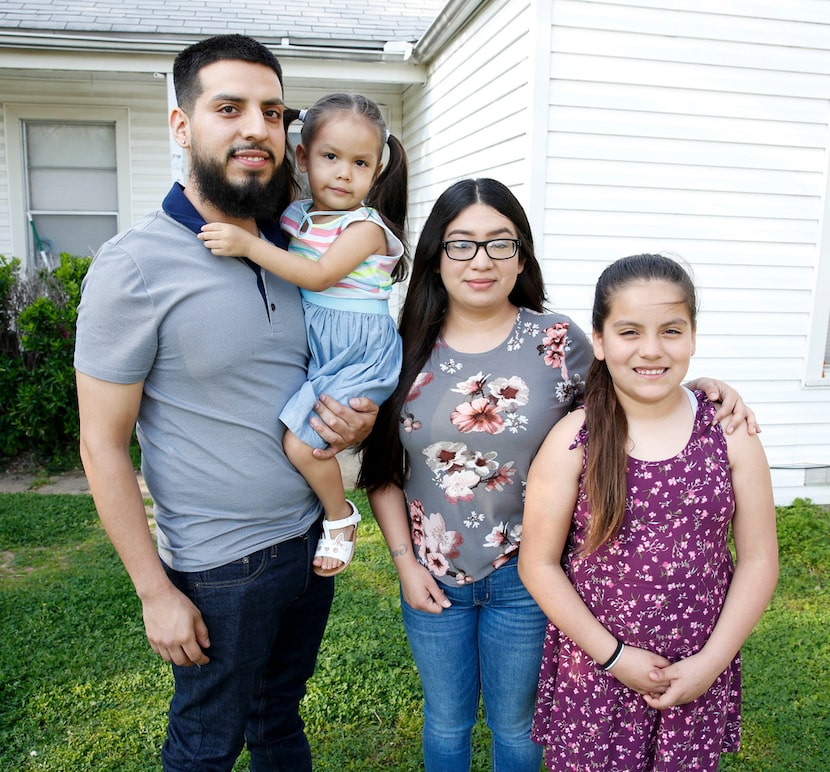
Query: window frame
5 104 132 271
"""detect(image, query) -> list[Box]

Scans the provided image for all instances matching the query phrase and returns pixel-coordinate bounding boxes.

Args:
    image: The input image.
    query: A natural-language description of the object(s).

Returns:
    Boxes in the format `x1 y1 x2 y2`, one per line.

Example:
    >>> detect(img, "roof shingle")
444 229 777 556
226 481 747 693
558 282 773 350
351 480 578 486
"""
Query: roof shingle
0 0 446 45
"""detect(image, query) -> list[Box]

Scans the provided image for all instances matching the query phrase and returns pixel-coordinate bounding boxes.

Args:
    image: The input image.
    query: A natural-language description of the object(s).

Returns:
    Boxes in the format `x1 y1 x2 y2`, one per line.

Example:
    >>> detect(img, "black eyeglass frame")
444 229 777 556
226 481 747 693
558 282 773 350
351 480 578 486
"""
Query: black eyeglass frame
441 238 522 261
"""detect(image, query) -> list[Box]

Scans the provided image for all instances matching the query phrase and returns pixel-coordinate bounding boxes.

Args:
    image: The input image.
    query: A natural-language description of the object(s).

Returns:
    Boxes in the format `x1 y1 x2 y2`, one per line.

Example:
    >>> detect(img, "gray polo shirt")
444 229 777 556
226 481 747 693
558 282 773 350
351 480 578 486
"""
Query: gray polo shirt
75 184 319 571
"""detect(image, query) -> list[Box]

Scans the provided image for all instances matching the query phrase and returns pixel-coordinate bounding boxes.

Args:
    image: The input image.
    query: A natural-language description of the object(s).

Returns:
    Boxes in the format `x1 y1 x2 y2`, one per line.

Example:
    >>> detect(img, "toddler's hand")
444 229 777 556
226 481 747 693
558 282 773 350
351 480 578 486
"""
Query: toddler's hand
199 222 251 257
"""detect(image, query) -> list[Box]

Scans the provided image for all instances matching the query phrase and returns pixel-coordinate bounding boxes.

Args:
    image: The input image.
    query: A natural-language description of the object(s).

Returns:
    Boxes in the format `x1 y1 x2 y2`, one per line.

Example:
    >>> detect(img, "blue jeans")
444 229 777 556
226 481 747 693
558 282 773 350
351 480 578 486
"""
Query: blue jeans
401 560 546 772
160 521 334 771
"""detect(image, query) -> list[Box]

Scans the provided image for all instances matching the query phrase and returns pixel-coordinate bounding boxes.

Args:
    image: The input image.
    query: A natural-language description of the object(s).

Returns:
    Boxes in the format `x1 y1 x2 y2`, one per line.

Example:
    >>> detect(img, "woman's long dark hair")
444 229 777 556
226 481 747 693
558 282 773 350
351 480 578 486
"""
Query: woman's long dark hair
359 178 547 492
581 253 698 554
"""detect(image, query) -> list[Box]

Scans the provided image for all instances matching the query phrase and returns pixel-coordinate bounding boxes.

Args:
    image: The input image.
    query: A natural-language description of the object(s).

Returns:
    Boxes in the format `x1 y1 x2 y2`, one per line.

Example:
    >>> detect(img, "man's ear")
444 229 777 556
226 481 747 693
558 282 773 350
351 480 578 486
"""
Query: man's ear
170 107 190 148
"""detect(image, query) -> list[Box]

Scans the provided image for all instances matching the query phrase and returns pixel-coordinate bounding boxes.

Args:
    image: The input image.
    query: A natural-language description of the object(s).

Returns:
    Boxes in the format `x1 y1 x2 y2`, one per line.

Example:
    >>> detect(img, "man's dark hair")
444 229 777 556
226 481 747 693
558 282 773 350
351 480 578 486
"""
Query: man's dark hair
173 34 283 113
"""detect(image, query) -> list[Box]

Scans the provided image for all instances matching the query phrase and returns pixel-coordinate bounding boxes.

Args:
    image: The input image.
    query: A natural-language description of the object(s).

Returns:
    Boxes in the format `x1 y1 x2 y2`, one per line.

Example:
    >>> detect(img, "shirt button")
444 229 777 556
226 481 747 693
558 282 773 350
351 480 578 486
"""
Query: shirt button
270 303 276 311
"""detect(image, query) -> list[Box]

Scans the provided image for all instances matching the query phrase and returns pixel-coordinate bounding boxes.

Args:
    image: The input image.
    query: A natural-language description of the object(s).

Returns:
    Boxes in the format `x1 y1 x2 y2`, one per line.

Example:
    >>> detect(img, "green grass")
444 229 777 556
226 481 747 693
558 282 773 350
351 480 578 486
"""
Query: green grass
1 493 828 771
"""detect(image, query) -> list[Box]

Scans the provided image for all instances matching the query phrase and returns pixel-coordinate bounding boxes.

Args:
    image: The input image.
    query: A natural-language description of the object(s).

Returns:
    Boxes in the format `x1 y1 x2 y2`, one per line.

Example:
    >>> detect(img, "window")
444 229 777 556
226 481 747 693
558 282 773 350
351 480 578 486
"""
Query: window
6 105 131 271
24 121 118 265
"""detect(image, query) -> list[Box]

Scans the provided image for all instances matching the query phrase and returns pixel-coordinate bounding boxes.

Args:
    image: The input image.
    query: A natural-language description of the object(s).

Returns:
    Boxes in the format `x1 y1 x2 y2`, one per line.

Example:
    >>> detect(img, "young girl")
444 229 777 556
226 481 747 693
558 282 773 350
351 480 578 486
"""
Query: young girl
518 254 779 771
199 93 409 576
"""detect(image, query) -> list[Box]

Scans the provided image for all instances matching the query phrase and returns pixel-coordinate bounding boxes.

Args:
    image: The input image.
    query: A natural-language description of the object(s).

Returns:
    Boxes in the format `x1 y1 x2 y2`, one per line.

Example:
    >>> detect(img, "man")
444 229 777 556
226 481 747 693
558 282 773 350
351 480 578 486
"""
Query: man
74 35 376 770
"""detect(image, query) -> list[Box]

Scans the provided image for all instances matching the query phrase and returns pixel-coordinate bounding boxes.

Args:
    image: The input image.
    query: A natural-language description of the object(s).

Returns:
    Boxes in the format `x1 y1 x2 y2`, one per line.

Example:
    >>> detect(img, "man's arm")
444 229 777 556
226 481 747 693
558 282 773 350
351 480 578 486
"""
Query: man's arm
76 371 210 666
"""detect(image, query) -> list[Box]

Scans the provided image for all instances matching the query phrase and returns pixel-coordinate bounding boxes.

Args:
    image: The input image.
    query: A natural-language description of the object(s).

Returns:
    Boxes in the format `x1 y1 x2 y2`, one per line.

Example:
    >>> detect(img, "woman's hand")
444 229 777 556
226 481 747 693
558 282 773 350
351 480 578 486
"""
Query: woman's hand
398 560 452 615
685 377 760 435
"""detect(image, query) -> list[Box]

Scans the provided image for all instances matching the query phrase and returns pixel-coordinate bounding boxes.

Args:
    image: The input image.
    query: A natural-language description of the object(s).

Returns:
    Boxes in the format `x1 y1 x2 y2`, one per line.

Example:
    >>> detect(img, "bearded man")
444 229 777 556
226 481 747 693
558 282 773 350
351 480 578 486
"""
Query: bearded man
74 34 376 771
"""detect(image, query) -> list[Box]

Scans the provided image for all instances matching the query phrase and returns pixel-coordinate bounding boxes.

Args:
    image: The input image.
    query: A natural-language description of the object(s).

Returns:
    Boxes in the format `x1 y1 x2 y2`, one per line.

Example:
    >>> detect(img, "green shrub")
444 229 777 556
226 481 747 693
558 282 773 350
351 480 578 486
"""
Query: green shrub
0 253 91 467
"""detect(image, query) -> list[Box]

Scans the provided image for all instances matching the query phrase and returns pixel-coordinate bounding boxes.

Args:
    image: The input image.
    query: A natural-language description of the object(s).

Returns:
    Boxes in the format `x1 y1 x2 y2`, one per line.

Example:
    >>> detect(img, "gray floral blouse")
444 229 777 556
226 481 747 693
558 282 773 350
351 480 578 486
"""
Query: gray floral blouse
399 308 593 585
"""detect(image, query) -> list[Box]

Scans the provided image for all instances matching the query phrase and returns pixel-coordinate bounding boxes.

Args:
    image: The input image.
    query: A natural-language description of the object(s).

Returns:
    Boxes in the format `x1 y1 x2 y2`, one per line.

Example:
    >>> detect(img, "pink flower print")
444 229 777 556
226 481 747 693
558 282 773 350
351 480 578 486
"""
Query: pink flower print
409 499 425 522
486 376 529 411
540 322 571 379
451 397 505 434
441 468 480 504
423 441 469 473
484 462 516 491
407 371 433 401
452 371 489 397
422 511 463 559
426 551 450 576
401 413 422 433
467 450 499 478
409 500 425 545
484 522 510 548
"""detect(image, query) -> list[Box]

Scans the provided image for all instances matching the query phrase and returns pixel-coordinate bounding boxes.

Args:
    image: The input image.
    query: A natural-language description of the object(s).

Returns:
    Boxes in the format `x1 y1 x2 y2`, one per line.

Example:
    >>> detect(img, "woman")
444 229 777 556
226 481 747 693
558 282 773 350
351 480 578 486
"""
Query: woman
359 179 754 772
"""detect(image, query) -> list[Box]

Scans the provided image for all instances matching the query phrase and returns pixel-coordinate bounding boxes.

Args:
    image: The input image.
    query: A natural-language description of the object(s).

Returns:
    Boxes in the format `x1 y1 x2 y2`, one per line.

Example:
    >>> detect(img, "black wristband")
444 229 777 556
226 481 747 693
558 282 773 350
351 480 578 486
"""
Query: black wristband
600 638 624 671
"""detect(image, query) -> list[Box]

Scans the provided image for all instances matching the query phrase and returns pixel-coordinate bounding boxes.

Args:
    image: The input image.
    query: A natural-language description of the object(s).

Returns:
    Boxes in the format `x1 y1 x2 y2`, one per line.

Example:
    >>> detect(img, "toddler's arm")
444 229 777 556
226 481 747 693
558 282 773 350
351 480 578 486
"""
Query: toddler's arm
199 218 387 292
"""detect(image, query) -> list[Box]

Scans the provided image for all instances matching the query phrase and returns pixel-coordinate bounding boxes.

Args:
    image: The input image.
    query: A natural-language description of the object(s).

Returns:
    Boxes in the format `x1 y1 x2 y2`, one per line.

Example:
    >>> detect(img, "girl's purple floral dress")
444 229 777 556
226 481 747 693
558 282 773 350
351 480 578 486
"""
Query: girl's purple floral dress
533 390 742 771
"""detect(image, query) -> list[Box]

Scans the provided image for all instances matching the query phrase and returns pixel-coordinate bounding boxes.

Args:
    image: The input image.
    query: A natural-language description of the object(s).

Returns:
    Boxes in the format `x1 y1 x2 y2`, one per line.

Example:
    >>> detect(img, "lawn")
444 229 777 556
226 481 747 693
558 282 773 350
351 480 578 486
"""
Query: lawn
0 492 828 771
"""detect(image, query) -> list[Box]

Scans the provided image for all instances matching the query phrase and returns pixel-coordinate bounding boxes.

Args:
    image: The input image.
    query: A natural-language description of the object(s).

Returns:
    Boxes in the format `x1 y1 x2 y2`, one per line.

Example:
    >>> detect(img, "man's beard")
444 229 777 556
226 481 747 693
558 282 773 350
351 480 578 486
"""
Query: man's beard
189 142 288 221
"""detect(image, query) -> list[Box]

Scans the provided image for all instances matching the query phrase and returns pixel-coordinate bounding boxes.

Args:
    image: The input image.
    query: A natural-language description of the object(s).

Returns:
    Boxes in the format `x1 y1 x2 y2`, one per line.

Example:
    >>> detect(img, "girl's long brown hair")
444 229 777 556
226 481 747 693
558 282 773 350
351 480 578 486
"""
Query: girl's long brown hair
581 254 697 554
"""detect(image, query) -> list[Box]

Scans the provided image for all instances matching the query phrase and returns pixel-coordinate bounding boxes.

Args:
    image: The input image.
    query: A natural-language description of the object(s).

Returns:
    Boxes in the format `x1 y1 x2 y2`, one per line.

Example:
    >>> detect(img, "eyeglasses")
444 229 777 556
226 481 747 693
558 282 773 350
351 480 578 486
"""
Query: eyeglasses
442 238 522 261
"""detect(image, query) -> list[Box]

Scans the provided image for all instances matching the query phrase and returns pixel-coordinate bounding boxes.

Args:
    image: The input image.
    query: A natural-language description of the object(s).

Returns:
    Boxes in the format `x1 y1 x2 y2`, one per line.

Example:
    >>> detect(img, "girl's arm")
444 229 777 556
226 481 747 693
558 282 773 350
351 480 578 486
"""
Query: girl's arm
519 411 672 696
199 219 387 292
368 484 451 614
643 423 778 710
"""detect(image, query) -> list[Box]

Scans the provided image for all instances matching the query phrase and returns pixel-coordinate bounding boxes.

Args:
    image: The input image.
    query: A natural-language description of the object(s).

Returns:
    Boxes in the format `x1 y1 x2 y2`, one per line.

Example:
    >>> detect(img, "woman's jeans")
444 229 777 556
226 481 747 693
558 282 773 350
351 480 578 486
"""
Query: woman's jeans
401 560 546 772
160 521 334 771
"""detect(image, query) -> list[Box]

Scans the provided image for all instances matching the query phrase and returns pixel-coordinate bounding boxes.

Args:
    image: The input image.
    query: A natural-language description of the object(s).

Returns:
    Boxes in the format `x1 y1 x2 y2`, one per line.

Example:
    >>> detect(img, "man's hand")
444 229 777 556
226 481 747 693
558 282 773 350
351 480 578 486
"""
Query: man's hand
142 585 211 667
310 394 378 458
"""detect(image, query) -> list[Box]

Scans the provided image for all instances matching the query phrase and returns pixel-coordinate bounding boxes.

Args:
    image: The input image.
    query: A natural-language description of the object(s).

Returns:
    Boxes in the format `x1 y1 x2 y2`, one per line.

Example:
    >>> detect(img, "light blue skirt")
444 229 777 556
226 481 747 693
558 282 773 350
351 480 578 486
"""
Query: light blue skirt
279 298 402 449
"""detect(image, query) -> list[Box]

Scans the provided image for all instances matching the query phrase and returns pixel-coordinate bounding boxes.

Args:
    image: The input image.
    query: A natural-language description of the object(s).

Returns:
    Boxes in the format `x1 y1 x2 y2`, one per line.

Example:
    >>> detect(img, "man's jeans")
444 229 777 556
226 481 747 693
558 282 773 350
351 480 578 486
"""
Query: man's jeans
401 560 546 772
160 521 334 771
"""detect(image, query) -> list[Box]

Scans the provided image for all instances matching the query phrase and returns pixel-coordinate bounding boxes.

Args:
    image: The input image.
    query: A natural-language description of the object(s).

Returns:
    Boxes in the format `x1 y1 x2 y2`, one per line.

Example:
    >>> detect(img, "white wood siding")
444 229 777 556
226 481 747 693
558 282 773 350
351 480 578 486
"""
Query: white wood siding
542 0 830 468
403 0 534 240
0 70 170 263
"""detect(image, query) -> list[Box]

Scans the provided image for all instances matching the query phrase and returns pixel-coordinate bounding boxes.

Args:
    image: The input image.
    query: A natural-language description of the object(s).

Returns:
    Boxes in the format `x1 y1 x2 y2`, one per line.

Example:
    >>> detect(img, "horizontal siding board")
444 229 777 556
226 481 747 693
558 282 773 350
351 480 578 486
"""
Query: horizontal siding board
551 24 830 76
552 53 830 101
554 0 830 49
546 183 817 221
551 80 830 124
549 105 826 148
544 210 819 242
548 133 824 172
548 158 821 198
544 235 819 266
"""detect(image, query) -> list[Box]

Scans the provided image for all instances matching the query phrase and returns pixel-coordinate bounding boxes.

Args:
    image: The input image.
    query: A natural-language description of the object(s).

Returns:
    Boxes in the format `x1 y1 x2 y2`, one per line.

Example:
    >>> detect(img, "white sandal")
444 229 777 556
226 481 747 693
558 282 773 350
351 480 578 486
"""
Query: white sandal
313 500 361 577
